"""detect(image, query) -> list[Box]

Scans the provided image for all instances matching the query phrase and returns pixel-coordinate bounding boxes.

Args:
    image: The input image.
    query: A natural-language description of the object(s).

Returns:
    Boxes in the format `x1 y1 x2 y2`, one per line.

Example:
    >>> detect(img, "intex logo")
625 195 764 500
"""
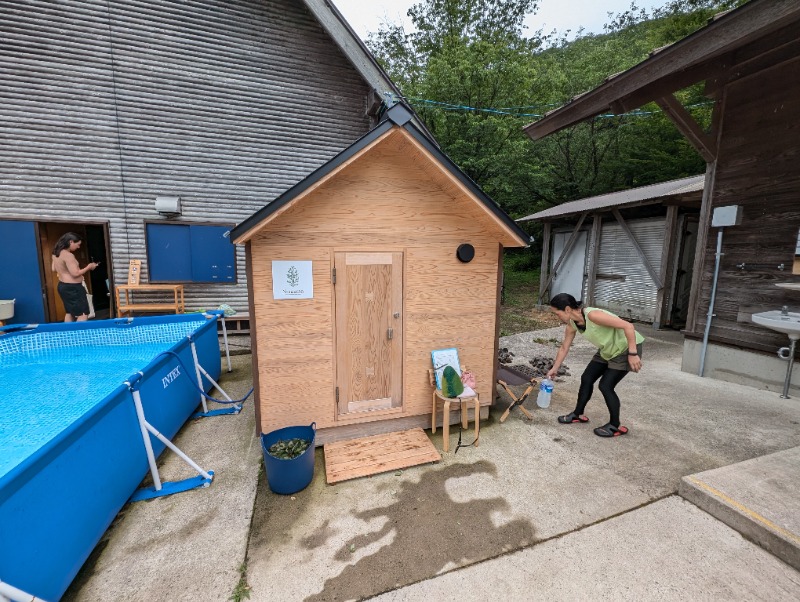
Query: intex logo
162 366 181 389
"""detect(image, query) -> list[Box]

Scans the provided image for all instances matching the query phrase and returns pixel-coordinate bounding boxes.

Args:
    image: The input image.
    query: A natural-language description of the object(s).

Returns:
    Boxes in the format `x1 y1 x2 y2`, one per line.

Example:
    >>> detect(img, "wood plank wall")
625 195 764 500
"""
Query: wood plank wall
0 0 372 313
250 134 503 434
691 56 800 353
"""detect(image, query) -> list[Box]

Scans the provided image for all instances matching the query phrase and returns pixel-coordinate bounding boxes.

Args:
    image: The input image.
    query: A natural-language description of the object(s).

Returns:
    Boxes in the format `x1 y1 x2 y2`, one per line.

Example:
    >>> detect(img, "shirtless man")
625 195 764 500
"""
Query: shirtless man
51 232 99 322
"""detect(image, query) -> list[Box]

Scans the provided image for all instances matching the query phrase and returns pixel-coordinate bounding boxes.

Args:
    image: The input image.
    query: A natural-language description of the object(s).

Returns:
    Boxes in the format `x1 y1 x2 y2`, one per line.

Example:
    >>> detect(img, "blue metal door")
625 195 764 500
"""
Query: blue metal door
0 220 46 323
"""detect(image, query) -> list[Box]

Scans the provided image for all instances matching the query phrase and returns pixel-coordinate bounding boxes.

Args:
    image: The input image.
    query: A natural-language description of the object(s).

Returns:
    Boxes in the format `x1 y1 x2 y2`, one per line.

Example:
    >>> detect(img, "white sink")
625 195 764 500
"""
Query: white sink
752 310 800 339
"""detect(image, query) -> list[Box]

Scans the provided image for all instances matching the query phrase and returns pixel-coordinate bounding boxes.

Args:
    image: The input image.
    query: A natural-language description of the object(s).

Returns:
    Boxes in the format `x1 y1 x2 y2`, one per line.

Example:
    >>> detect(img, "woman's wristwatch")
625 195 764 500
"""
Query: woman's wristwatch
627 351 639 356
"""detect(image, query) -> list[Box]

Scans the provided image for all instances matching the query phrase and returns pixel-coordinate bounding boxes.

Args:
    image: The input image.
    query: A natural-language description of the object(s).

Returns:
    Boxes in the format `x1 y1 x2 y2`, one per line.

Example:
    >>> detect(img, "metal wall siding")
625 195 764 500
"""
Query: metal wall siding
594 217 666 322
0 0 372 313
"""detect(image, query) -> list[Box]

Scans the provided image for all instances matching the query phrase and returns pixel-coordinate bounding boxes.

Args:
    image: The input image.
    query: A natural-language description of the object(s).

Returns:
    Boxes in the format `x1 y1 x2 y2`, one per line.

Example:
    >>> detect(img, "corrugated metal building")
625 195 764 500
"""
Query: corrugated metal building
0 0 407 324
518 175 704 328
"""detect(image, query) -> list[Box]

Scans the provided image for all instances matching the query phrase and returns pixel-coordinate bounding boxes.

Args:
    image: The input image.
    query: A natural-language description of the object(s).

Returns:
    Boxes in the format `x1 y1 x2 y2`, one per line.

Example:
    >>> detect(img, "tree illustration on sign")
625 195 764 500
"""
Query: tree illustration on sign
287 265 300 287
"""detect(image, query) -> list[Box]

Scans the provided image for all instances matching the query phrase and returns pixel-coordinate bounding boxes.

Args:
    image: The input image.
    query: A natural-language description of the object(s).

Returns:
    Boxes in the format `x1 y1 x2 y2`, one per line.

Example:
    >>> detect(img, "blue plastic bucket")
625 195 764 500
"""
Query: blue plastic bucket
260 422 316 495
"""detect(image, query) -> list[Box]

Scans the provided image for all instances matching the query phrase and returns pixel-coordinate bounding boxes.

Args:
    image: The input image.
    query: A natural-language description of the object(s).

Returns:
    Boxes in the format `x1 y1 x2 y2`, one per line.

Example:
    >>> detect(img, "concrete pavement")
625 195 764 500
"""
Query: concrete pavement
64 354 262 601
680 446 800 572
63 328 800 601
371 496 800 601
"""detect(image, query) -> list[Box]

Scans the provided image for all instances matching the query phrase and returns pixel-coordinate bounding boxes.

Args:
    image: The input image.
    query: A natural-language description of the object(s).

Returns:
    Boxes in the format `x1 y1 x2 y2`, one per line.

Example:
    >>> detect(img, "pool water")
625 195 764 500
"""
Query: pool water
0 319 206 480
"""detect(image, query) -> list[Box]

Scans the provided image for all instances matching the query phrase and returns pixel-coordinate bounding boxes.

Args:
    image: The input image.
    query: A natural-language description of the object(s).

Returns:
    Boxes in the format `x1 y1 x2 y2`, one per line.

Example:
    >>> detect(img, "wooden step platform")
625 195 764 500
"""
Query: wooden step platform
323 428 441 484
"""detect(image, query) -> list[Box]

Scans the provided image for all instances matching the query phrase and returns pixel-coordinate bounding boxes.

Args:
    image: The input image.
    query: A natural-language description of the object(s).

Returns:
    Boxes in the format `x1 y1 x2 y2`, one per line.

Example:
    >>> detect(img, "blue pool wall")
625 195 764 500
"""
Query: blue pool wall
0 313 221 601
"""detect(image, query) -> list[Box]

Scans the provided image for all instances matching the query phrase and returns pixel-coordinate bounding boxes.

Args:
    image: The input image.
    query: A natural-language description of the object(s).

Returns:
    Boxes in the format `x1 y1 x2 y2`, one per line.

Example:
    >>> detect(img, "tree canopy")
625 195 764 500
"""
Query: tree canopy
368 0 747 221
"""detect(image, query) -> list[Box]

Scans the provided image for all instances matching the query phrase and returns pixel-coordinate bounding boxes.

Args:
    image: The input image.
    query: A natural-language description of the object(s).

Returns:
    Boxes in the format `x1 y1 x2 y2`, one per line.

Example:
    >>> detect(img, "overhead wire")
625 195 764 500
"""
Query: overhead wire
388 92 713 120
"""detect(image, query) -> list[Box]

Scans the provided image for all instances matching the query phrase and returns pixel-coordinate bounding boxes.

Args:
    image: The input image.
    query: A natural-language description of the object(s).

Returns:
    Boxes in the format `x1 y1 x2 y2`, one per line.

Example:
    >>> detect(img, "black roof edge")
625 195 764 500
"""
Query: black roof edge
232 102 532 246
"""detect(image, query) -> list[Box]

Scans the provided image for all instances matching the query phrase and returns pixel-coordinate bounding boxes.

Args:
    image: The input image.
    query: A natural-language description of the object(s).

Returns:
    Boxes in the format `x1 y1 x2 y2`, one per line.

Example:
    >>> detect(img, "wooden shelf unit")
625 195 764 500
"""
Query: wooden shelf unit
115 284 185 317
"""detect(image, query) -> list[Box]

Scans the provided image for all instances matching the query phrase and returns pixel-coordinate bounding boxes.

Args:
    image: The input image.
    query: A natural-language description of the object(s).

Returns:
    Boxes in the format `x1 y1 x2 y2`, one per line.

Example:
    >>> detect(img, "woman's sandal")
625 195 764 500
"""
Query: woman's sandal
593 423 629 437
557 412 589 424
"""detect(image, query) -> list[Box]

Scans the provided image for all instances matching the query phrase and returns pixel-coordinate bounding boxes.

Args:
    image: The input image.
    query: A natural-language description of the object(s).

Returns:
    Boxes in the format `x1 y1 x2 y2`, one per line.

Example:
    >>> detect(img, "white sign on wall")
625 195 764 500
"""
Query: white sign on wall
272 261 313 300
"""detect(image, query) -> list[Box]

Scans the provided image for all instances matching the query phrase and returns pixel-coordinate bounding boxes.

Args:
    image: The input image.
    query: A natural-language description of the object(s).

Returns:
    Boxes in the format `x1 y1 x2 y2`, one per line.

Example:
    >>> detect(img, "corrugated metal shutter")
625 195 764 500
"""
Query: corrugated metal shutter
593 217 666 322
0 0 372 314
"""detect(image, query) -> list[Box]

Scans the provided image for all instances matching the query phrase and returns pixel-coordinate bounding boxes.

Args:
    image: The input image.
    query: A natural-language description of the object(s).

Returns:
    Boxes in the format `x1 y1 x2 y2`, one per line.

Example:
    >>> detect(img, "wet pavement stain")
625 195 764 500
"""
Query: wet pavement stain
299 460 535 601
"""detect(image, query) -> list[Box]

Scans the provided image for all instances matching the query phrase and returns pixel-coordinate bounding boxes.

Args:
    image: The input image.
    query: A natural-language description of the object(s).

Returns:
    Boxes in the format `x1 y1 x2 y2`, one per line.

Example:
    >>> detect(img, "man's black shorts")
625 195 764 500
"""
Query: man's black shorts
58 281 90 317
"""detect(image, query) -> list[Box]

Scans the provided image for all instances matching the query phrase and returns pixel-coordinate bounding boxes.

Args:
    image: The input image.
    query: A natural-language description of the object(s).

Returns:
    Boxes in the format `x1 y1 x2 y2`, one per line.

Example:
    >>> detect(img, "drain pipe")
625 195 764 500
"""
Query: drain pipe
699 229 723 377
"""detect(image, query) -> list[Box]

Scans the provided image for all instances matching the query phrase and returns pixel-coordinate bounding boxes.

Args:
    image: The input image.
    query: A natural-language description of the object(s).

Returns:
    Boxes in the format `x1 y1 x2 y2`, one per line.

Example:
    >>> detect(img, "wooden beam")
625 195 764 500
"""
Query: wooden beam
538 213 587 303
654 206 679 329
611 208 664 290
686 88 726 333
538 222 552 304
687 163 718 333
655 94 717 162
584 214 603 306
523 0 800 140
725 21 800 83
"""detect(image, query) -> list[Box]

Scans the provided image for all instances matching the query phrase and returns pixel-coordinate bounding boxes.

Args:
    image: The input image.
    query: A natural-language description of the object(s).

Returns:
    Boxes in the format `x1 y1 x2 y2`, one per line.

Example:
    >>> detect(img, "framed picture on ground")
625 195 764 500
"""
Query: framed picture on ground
431 348 461 389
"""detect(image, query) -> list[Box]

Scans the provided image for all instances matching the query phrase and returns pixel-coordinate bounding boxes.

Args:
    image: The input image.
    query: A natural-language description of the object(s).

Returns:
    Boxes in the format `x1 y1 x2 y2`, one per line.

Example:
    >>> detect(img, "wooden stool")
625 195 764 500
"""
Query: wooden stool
429 368 480 452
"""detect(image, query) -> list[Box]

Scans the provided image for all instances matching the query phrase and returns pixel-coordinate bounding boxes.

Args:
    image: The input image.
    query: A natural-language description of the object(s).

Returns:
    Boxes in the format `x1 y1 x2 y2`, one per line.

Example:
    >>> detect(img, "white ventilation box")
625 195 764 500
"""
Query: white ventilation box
155 196 181 215
711 205 742 227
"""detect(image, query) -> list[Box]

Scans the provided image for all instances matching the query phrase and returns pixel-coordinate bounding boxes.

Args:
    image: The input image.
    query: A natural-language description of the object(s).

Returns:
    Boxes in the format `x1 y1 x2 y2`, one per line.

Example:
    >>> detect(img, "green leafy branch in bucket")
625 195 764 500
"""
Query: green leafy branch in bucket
267 438 310 460
230 562 251 601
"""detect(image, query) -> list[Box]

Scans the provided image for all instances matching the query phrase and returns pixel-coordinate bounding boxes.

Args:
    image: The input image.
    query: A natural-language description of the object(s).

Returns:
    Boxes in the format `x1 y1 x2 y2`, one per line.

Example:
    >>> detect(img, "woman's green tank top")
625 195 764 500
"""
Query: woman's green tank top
570 307 645 361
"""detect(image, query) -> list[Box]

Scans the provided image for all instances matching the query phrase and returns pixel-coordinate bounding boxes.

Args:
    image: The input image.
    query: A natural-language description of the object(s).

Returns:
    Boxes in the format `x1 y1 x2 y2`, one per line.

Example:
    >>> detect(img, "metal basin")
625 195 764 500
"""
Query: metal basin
751 310 800 339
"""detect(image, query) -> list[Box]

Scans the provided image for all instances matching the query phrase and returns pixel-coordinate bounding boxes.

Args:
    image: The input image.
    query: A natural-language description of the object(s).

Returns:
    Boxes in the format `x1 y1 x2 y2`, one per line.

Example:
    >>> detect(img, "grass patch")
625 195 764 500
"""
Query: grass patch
230 562 251 602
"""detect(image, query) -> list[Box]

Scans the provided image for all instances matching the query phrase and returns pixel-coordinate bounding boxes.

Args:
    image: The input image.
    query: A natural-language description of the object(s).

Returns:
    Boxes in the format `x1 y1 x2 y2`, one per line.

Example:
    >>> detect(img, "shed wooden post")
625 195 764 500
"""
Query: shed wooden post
686 94 724 333
585 213 602 306
538 222 552 306
654 205 679 329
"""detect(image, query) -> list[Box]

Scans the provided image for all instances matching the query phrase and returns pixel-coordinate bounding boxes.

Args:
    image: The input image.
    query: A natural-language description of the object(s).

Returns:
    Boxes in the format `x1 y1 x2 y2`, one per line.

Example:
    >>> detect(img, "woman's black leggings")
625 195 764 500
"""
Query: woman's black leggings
574 361 628 427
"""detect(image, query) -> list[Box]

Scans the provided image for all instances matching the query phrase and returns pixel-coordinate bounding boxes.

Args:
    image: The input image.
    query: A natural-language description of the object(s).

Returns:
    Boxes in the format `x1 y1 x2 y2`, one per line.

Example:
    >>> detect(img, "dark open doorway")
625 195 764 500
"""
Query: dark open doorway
38 221 112 322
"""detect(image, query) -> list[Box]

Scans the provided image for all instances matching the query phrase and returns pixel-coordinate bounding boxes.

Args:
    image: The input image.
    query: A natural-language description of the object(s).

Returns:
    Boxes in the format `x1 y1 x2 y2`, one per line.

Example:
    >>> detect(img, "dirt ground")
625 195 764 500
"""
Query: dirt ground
500 304 562 336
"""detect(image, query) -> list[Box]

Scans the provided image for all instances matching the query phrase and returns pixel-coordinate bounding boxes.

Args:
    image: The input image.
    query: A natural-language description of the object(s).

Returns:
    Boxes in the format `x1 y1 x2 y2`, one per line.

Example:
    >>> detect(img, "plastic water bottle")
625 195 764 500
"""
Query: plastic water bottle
537 378 553 408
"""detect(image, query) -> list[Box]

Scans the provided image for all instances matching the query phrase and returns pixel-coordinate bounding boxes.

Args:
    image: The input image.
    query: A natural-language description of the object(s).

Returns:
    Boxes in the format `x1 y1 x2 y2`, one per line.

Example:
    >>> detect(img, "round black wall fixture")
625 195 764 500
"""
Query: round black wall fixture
456 243 475 263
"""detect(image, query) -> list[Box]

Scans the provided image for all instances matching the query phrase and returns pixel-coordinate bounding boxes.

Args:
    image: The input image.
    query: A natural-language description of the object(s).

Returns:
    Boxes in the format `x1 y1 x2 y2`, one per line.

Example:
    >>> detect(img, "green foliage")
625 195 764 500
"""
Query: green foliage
441 365 465 398
369 0 739 222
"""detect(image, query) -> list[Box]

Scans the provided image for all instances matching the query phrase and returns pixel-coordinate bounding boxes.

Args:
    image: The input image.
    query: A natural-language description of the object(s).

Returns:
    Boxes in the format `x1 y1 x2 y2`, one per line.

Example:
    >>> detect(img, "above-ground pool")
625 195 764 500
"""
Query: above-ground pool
0 313 221 601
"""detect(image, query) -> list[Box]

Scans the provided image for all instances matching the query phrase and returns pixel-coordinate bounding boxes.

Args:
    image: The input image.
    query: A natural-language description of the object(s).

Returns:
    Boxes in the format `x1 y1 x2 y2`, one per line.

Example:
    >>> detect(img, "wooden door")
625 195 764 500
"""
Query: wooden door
334 252 403 417
39 223 89 322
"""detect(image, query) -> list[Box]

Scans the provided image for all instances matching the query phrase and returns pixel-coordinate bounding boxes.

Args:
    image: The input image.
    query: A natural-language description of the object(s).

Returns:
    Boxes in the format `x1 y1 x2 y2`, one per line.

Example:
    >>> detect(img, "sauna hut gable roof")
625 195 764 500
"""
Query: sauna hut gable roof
230 103 532 247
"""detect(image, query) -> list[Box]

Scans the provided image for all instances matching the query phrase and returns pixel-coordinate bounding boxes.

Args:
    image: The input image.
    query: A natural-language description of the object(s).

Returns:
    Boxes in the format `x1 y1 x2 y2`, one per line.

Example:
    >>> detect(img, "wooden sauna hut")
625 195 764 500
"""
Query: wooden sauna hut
231 103 531 444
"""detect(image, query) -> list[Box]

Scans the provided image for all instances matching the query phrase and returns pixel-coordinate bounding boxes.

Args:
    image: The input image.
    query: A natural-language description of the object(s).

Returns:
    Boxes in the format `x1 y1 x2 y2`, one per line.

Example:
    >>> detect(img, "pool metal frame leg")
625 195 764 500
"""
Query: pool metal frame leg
0 579 48 602
189 336 242 418
220 315 232 373
127 382 214 502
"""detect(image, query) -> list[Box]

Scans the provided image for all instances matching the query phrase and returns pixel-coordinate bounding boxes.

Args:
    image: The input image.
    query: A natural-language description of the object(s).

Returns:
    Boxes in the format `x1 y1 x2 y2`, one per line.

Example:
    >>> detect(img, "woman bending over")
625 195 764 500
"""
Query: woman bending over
546 293 644 438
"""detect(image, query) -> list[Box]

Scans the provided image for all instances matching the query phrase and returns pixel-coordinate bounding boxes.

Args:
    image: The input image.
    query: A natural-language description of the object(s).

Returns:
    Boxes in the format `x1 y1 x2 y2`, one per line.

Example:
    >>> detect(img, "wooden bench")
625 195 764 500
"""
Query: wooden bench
115 284 185 317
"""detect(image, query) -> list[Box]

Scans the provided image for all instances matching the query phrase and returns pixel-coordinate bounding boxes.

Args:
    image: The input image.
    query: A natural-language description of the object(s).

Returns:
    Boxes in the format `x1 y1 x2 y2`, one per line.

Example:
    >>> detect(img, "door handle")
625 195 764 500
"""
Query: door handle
387 328 393 340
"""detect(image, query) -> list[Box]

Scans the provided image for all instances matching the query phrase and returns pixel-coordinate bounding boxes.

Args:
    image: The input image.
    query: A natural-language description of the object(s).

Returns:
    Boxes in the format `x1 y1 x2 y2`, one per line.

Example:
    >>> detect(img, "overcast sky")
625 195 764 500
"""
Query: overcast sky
334 0 667 40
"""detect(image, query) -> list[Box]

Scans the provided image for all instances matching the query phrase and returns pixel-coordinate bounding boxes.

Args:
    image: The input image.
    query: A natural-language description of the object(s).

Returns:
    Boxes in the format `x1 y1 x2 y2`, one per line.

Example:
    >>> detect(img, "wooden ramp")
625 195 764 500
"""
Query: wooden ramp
323 428 441 484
